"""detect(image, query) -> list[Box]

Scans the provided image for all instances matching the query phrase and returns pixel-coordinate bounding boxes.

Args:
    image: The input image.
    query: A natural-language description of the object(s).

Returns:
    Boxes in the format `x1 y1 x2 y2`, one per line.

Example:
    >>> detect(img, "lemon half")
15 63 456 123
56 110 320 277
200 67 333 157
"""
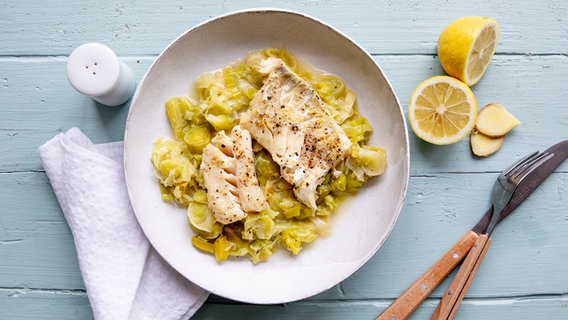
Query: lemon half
408 76 478 145
438 16 499 86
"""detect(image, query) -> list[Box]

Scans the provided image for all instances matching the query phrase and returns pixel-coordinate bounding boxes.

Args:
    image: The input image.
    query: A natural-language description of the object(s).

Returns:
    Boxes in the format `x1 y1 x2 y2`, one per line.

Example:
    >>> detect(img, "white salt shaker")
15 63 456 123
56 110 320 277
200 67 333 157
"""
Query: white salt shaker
66 43 134 106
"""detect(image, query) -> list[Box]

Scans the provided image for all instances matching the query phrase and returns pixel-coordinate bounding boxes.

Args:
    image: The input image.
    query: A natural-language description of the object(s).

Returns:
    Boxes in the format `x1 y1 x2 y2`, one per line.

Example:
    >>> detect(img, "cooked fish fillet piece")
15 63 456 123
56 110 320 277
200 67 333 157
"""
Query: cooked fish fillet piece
200 125 267 224
228 126 267 213
240 58 352 209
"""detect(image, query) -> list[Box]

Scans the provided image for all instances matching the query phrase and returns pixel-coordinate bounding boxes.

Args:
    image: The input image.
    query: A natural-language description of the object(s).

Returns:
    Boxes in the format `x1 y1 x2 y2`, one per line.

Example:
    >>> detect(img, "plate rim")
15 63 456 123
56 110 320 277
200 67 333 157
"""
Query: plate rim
124 7 410 304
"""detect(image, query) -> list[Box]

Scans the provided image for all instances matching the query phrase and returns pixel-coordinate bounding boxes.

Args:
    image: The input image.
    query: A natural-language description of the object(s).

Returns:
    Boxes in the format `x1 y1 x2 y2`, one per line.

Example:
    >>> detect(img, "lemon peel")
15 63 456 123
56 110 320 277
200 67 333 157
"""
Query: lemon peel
438 16 499 86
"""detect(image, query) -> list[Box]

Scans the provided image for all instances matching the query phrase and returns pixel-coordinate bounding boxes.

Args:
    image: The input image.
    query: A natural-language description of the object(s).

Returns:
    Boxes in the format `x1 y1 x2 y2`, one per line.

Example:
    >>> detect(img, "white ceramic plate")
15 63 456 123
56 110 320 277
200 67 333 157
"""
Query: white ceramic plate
124 9 409 304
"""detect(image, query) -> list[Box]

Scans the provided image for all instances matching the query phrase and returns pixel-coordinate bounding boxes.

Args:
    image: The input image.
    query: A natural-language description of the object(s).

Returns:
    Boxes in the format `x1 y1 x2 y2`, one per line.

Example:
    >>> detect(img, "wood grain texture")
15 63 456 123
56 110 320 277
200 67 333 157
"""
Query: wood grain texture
376 231 479 320
192 297 568 320
1 0 567 56
0 289 93 320
432 235 493 319
1 55 567 173
1 173 566 295
1 290 567 320
1 0 567 318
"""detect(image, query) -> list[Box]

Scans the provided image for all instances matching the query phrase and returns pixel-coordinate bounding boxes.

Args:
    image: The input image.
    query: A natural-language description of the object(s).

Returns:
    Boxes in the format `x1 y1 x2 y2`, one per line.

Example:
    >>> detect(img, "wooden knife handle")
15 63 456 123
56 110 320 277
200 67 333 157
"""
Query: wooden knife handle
376 231 479 320
430 234 493 320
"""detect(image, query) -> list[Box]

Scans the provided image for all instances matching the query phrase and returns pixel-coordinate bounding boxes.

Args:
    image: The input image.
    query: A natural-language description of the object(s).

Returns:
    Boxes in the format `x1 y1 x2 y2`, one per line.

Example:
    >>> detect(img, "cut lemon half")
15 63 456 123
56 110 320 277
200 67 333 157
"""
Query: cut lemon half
408 76 478 145
438 16 499 86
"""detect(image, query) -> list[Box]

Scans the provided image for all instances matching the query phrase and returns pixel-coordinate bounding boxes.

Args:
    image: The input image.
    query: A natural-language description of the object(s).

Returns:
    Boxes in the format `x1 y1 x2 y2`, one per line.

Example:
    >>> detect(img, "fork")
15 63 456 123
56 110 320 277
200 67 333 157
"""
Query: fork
430 150 554 320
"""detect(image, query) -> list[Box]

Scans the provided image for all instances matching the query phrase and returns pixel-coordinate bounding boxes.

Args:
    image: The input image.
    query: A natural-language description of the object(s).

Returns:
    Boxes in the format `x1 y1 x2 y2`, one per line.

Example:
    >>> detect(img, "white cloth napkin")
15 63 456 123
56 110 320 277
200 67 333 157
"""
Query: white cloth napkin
38 128 209 320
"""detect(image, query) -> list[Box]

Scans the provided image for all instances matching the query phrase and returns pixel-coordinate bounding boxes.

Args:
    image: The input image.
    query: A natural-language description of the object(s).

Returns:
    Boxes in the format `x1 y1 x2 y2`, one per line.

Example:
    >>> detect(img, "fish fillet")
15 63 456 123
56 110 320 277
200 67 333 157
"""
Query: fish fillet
240 58 352 209
200 125 267 224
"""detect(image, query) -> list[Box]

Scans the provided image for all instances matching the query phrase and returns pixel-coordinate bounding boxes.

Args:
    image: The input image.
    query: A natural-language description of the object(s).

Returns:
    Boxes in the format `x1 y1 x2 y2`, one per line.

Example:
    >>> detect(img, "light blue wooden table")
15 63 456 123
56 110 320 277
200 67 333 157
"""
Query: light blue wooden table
1 1 567 319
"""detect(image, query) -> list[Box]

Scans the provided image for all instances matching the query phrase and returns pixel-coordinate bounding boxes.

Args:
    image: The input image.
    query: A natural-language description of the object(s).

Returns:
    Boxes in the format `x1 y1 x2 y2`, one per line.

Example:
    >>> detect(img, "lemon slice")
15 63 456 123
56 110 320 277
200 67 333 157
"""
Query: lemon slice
408 76 478 145
438 16 499 86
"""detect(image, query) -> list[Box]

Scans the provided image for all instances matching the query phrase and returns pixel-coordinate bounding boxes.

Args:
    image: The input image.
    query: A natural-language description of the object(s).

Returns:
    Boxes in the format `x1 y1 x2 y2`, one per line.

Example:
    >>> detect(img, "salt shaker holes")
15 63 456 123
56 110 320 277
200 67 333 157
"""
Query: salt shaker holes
66 43 134 106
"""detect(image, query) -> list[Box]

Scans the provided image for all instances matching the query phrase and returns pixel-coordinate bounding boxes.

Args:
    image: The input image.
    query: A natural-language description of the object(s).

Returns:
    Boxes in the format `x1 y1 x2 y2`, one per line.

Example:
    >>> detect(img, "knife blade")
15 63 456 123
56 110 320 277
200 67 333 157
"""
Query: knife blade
430 139 568 319
472 139 568 234
377 139 568 320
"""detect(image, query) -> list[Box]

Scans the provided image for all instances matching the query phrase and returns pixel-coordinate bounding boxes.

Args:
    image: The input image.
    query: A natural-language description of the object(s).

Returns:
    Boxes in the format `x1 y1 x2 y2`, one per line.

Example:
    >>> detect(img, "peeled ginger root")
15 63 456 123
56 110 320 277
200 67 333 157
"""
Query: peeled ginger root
471 129 505 156
475 103 521 137
471 103 521 157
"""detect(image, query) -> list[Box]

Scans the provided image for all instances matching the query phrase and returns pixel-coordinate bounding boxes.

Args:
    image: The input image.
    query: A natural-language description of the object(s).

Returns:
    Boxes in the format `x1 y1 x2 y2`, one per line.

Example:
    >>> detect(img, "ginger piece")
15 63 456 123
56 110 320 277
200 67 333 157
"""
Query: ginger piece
476 103 521 137
471 129 505 157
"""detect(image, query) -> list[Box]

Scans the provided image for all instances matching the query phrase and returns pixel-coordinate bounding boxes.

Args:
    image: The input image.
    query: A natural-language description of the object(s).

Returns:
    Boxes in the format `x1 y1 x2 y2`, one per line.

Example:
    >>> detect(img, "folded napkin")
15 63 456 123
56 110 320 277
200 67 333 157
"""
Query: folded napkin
38 128 209 320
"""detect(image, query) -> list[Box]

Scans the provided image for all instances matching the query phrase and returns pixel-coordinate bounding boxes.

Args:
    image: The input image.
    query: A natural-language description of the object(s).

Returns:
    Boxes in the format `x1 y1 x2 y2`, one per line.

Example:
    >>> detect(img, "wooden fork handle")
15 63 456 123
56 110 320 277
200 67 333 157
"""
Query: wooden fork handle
376 231 479 320
430 234 493 320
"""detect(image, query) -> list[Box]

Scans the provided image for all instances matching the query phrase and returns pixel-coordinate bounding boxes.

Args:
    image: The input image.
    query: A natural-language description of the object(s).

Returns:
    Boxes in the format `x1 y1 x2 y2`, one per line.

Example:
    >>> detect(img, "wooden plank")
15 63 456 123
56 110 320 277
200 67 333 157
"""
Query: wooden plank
194 295 568 320
2 0 567 319
0 288 566 320
317 171 568 300
1 0 567 56
0 288 93 320
0 56 154 173
1 290 566 320
375 54 568 176
2 171 566 299
0 172 84 290
1 54 567 173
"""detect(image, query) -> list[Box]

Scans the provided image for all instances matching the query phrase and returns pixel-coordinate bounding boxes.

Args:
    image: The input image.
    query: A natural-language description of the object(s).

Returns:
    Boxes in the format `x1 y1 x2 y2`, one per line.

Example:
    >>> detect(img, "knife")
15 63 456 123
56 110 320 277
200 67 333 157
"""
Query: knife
376 139 568 320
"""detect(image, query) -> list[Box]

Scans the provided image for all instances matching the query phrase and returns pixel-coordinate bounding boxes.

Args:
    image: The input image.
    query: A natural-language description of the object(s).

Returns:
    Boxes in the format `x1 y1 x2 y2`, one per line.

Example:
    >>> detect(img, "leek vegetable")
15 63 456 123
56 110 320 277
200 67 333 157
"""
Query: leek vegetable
151 48 386 263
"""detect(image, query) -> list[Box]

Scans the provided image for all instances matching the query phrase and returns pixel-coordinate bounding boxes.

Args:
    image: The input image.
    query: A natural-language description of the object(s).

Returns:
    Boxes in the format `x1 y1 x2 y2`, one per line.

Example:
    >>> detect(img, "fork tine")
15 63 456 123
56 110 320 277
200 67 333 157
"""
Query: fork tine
503 151 539 177
509 152 553 182
507 152 543 178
